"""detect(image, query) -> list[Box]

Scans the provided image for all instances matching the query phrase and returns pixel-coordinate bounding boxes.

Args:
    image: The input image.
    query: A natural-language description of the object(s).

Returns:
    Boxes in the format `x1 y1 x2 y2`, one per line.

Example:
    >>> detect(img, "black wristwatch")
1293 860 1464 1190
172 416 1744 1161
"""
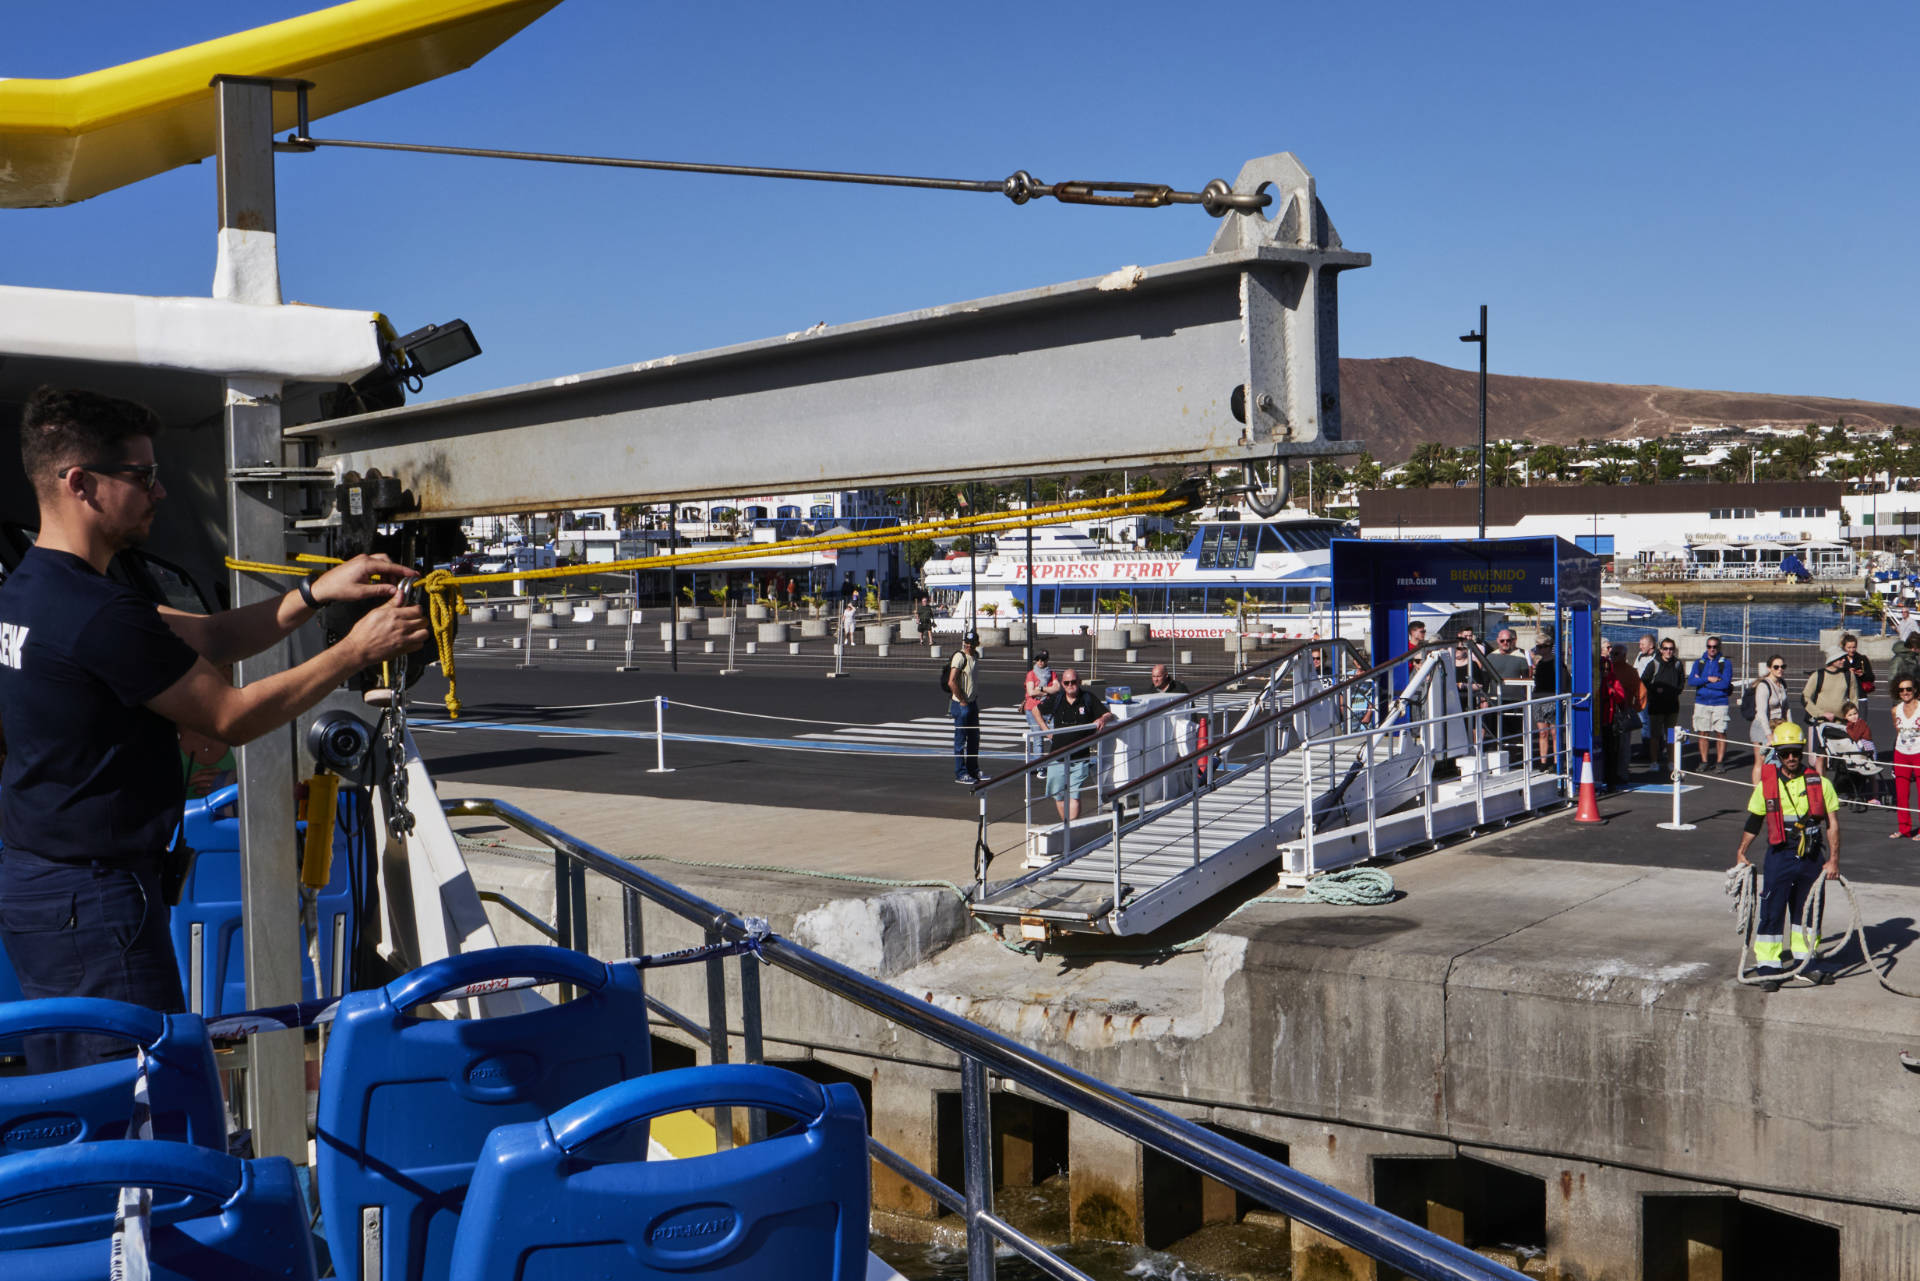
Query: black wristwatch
297 574 321 611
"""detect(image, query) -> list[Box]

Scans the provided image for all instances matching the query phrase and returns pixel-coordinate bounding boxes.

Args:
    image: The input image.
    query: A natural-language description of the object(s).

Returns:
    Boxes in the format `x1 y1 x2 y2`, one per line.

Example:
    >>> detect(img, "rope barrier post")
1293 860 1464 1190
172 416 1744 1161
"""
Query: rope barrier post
520 599 535 669
828 617 849 678
1658 726 1695 832
648 695 675 774
720 616 740 676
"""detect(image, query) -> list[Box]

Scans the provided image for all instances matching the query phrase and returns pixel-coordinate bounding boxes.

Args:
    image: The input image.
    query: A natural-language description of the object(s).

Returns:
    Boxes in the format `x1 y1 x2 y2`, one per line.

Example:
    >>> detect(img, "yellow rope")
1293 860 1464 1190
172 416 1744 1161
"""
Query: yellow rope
225 487 1188 718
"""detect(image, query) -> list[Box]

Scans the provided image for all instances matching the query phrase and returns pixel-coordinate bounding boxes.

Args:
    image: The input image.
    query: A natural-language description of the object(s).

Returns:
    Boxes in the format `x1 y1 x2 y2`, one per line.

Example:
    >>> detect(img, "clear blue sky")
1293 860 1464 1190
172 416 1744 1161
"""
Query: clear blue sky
9 1 1919 410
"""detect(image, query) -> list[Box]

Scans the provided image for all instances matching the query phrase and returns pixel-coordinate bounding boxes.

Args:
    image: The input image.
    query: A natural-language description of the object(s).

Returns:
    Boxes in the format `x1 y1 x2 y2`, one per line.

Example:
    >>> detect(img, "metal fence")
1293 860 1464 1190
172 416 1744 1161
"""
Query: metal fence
447 795 1526 1281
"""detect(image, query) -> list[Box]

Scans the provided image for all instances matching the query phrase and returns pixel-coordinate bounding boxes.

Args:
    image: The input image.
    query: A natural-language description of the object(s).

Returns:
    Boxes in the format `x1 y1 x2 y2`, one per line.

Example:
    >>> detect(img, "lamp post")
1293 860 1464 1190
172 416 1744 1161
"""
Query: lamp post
1460 305 1488 538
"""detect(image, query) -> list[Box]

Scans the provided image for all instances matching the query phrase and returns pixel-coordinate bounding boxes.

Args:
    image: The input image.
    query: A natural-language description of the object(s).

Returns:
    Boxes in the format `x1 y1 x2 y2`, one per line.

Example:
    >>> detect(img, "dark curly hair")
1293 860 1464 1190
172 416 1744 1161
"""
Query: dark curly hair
19 386 163 497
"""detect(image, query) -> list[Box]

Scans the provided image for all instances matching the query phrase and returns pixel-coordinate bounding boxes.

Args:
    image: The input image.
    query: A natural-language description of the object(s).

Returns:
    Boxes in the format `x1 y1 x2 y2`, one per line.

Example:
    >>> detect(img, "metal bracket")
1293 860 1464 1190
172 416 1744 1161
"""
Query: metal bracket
228 466 336 483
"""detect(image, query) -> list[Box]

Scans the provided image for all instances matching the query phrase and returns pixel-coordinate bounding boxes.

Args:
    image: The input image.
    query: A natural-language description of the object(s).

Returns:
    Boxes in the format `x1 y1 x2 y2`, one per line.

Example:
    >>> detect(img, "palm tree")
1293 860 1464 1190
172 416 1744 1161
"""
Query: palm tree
1531 444 1571 482
1584 459 1627 486
1349 451 1384 490
1485 442 1520 487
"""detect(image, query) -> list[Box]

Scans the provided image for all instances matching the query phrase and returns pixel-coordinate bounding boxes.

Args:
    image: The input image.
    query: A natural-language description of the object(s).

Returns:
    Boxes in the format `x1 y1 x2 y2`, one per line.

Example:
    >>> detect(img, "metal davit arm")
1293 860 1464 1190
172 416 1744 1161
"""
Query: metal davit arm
444 795 1524 1281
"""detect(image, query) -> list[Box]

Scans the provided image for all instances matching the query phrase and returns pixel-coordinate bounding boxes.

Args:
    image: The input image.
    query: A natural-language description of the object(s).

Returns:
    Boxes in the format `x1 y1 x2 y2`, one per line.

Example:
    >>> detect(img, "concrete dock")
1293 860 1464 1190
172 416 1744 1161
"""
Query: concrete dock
447 778 1920 1281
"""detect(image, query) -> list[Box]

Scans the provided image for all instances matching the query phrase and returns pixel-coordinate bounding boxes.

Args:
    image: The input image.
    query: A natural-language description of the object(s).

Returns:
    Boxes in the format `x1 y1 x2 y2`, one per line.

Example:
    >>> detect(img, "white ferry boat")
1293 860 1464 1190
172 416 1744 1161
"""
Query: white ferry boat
921 507 1441 642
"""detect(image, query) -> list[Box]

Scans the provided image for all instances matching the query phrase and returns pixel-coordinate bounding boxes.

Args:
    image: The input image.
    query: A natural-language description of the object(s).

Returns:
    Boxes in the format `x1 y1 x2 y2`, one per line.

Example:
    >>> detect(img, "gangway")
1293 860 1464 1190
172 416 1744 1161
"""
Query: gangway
968 641 1574 940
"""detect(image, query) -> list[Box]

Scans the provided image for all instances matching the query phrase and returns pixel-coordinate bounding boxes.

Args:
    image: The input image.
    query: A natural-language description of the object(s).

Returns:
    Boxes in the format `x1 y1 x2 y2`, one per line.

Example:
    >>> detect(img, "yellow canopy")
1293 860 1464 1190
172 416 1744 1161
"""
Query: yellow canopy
0 0 562 208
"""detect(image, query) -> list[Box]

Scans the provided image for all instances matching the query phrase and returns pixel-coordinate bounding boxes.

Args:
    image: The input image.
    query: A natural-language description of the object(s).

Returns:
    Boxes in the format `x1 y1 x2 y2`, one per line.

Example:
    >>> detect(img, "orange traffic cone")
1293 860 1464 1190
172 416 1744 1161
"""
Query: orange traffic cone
1574 750 1604 824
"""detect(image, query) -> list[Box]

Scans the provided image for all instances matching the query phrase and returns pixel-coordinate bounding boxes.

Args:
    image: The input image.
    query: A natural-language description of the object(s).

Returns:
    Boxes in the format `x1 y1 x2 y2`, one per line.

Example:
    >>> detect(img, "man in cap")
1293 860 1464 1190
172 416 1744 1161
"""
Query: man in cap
947 629 983 784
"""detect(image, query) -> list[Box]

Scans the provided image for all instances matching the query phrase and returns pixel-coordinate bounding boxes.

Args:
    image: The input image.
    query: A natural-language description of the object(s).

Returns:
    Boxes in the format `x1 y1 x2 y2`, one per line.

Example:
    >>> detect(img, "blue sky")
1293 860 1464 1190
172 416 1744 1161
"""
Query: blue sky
8 2 1918 409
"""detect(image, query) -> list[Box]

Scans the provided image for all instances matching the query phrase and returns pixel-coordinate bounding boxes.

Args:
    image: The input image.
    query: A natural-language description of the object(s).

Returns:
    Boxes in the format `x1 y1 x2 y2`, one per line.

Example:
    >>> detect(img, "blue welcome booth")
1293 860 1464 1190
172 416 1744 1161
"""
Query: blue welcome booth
1329 536 1602 770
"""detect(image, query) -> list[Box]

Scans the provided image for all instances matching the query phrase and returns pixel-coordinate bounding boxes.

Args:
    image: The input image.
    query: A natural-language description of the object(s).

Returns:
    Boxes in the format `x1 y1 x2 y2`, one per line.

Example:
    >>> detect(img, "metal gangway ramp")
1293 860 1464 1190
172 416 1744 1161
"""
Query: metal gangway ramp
968 641 1574 940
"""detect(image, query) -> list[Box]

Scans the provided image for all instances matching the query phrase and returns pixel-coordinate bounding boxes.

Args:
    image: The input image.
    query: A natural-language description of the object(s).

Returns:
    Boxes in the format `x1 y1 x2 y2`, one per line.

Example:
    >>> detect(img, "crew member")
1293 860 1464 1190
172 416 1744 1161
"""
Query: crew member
0 387 428 1070
1732 721 1841 993
947 629 982 784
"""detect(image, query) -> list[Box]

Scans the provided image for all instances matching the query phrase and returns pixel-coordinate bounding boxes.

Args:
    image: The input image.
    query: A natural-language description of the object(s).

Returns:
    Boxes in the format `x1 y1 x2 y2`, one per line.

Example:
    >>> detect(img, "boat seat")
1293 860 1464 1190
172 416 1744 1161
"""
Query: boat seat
0 999 225 1158
0 1140 317 1280
171 784 369 1015
450 1064 870 1281
315 945 653 1281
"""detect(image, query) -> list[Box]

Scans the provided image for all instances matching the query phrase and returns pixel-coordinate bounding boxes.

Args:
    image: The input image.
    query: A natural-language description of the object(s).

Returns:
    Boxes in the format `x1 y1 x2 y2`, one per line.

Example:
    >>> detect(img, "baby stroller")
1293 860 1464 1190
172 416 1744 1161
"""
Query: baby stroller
1812 719 1888 811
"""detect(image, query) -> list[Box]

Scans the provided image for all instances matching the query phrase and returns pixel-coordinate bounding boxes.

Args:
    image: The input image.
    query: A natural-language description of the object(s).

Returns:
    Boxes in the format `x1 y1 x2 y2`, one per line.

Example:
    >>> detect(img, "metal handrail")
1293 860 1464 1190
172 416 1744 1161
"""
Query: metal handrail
973 636 1368 791
1109 640 1452 803
446 796 1523 1281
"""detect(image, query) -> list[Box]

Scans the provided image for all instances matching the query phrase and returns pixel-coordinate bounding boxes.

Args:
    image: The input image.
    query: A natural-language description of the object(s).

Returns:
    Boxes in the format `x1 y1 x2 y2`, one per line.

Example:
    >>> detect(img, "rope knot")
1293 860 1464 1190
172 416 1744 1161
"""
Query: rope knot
415 568 466 719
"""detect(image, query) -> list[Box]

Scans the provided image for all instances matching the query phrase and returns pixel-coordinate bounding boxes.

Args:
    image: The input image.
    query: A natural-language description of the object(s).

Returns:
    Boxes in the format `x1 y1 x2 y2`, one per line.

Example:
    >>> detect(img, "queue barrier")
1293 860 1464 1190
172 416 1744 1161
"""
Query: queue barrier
0 1000 225 1158
451 1064 870 1281
315 945 655 1281
0 1141 317 1279
173 784 367 1015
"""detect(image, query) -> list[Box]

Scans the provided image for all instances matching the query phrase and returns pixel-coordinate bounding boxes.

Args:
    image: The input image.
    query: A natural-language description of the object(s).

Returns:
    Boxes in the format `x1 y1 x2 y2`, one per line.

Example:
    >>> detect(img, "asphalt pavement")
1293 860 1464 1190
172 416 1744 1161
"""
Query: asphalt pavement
410 664 1920 886
410 663 1033 820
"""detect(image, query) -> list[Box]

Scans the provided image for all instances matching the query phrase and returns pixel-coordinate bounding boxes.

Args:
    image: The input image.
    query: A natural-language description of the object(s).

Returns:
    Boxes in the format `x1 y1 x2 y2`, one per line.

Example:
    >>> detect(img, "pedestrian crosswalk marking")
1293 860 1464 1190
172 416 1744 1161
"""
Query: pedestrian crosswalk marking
797 707 1033 751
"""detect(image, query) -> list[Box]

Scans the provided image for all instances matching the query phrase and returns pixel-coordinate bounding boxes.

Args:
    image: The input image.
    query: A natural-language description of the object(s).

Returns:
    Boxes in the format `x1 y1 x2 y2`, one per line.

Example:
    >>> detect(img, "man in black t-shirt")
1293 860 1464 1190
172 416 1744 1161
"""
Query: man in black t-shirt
1038 669 1112 821
0 387 429 1070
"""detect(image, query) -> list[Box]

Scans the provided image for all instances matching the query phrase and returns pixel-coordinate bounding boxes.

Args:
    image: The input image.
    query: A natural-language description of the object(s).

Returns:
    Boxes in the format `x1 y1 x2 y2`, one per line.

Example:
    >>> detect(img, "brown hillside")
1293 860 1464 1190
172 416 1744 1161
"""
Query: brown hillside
1338 357 1920 463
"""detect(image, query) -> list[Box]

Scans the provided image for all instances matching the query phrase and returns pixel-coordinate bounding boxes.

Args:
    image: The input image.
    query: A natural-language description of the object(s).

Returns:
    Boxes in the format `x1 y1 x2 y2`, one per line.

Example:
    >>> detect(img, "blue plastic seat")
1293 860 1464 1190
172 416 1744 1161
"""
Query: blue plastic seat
0 999 225 1157
450 1064 870 1281
316 945 654 1281
0 1140 317 1280
171 784 367 1015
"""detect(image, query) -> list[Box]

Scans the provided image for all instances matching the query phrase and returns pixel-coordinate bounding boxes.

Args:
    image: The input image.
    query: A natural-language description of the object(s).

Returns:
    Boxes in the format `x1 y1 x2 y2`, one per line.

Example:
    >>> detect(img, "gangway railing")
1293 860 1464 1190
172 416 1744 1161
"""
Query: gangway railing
974 640 1372 893
445 796 1526 1281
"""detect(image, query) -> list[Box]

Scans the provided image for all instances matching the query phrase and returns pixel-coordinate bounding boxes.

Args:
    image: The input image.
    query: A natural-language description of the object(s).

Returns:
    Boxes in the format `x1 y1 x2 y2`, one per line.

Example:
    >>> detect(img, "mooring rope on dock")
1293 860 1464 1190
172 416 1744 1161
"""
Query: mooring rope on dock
1725 862 1920 997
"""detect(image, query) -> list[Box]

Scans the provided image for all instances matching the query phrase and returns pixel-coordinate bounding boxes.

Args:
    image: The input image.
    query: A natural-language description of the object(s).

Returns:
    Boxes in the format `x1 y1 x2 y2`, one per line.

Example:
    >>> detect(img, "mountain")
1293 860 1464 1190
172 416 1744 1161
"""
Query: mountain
1336 357 1920 463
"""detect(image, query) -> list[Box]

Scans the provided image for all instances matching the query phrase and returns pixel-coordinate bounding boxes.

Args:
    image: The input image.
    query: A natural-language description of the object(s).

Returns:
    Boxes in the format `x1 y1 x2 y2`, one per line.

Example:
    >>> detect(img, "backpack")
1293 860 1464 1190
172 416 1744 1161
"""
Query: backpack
1739 680 1758 722
940 653 964 694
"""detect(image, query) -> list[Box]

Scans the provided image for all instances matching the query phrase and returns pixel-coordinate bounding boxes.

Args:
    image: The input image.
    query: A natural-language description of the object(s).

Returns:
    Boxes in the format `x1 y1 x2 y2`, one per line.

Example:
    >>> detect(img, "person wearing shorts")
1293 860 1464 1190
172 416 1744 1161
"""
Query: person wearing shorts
1687 636 1733 771
1038 668 1112 821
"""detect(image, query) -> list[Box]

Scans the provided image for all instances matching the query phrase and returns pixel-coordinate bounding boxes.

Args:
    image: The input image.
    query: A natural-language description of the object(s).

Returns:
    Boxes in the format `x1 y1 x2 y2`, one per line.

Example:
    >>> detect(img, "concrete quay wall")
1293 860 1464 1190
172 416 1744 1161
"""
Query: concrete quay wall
459 828 1920 1281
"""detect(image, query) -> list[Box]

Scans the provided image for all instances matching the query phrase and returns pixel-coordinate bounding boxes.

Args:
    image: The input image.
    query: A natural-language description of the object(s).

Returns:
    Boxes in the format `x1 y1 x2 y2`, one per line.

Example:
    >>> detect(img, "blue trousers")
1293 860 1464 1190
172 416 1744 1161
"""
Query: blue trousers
950 700 980 780
0 852 186 1072
1753 843 1824 971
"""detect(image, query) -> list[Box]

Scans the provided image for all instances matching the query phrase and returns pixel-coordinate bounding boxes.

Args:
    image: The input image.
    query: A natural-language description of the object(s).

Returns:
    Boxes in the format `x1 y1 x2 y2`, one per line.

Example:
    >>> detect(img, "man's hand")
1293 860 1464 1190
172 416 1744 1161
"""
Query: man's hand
344 586 430 664
311 554 418 607
1824 857 1840 881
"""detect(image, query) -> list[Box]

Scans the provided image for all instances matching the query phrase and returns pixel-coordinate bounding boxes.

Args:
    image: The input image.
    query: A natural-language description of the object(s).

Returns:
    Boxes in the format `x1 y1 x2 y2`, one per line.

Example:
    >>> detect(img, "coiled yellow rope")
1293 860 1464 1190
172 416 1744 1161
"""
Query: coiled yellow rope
226 488 1188 719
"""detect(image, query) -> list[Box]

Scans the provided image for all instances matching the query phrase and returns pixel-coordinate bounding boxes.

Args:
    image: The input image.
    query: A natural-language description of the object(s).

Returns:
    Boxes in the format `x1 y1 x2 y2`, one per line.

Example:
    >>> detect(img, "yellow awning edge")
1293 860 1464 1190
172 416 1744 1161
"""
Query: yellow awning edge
0 0 562 208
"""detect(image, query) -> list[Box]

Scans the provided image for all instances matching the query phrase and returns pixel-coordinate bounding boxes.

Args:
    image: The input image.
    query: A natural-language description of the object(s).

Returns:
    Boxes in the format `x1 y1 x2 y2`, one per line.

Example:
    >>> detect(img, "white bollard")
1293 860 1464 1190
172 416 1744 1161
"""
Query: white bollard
647 694 674 774
511 637 522 650
789 642 801 655
704 641 715 653
877 643 890 658
475 637 486 649
547 637 558 650
1125 648 1138 663
585 638 597 652
1180 650 1194 665
1658 727 1696 832
745 641 758 654
1073 648 1086 662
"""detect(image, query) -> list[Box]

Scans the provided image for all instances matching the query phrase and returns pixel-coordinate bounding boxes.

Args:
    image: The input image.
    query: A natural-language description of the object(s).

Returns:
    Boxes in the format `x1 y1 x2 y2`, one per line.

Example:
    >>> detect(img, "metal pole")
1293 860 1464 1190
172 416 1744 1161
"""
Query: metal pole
968 483 978 632
1461 304 1488 539
668 506 679 672
214 74 305 1166
704 930 734 1150
960 1057 998 1281
739 954 767 1142
1025 477 1035 670
649 695 674 774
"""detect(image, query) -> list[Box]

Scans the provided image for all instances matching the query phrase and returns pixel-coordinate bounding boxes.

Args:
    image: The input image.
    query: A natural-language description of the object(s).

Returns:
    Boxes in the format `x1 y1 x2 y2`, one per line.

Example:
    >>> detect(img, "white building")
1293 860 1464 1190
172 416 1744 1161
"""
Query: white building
1357 482 1849 573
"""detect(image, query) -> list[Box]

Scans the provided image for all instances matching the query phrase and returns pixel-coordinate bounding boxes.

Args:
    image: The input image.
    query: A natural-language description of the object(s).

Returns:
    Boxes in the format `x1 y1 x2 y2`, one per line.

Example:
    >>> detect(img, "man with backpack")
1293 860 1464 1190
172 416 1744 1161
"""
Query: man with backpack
1687 636 1734 772
945 630 982 784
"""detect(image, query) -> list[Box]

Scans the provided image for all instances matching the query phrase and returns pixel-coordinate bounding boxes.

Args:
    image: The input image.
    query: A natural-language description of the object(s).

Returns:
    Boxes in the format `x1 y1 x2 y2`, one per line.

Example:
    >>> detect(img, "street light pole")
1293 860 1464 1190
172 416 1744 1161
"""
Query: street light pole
1460 304 1489 539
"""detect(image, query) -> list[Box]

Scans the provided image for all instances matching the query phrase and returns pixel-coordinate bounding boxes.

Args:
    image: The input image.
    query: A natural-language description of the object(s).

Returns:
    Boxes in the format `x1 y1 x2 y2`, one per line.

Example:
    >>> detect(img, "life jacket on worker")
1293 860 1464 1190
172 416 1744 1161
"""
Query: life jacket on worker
1759 762 1828 847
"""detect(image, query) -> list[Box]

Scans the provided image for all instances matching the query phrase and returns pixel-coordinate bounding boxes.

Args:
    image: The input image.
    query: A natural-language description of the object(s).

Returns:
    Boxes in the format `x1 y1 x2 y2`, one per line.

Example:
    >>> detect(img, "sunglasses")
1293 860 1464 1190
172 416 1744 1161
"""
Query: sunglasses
60 461 160 492
1769 662 1784 669
1903 687 1917 695
1062 679 1080 687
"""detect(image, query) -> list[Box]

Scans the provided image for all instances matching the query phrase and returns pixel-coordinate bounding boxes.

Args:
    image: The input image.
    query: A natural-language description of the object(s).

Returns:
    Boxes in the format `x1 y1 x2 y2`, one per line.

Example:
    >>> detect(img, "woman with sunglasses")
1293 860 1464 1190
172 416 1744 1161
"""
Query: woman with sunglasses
1893 679 1920 838
1747 654 1792 786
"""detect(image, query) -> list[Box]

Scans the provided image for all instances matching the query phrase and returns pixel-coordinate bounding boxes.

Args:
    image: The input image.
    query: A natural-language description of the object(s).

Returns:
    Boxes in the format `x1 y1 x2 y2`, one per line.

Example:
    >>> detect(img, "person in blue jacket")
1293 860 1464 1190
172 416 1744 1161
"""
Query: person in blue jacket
1687 635 1734 773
